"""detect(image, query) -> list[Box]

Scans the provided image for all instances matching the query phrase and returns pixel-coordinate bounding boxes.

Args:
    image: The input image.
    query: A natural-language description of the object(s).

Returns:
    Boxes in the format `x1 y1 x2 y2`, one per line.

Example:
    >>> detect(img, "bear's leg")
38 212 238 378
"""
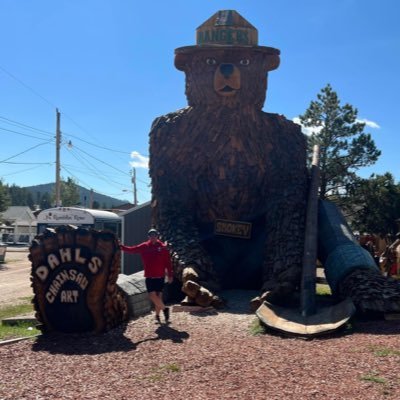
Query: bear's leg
250 263 302 310
250 217 304 311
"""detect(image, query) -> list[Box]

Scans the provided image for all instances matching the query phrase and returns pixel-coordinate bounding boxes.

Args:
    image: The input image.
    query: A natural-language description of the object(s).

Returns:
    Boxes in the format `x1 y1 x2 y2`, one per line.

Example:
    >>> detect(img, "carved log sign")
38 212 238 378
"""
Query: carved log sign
29 226 128 333
214 219 252 239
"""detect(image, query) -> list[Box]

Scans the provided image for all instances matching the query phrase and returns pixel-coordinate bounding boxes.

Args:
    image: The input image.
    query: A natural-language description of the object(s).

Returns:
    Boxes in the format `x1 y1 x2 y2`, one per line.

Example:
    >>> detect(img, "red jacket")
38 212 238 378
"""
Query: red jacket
120 239 173 279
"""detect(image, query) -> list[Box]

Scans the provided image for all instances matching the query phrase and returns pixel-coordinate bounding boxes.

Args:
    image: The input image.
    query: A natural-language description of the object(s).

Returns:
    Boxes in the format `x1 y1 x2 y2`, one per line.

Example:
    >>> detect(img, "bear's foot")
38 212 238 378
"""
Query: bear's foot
250 282 298 311
181 265 222 307
338 269 400 313
182 280 223 307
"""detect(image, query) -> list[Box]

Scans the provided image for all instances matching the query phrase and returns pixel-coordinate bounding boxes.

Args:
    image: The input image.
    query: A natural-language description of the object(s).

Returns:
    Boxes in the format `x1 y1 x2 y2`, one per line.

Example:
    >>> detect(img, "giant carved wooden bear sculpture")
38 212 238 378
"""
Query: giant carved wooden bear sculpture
150 10 307 307
149 10 400 313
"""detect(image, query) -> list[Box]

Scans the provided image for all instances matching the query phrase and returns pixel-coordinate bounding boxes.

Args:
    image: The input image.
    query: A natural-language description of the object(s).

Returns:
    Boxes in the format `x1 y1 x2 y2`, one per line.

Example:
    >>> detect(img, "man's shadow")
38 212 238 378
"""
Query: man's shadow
31 323 189 355
152 323 189 343
132 323 190 347
0 263 9 271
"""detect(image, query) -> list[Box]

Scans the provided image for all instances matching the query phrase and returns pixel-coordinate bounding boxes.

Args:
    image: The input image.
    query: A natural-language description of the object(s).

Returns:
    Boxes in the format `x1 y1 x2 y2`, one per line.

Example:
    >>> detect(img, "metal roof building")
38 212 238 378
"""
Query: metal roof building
120 201 152 274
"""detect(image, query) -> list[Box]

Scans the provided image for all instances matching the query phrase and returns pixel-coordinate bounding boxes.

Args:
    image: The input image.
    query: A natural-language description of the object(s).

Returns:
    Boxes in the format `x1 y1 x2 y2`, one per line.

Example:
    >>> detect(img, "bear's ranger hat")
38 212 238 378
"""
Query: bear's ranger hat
175 9 280 58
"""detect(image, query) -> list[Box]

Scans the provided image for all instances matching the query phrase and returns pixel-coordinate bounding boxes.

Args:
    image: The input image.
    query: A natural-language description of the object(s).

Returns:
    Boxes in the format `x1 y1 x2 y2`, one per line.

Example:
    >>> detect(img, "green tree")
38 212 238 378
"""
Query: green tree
299 84 381 211
40 192 52 210
8 184 34 208
60 177 80 206
0 180 11 212
351 173 400 236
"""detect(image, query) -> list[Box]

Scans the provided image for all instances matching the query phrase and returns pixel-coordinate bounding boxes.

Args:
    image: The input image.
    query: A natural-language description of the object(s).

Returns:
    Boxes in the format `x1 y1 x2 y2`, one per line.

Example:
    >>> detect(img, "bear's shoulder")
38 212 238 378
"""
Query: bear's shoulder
263 111 306 143
262 112 303 133
150 107 192 134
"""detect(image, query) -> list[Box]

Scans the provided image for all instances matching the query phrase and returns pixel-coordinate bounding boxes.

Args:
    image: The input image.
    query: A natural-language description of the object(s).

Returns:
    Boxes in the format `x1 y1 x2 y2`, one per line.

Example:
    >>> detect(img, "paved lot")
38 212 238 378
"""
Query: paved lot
0 247 33 307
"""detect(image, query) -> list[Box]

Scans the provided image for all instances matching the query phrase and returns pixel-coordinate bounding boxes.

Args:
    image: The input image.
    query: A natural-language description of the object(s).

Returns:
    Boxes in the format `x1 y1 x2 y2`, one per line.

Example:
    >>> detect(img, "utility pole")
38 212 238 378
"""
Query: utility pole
55 109 61 207
89 188 94 208
131 168 138 206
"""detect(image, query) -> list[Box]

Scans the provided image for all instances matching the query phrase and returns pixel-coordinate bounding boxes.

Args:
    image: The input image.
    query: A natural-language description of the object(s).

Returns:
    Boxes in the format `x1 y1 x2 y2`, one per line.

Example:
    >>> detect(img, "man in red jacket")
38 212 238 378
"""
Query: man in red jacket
120 228 173 323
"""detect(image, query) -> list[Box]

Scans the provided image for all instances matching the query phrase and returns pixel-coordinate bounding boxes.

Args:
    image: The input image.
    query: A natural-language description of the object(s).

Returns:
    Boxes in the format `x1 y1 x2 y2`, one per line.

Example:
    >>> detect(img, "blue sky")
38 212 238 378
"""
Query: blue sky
1 0 399 204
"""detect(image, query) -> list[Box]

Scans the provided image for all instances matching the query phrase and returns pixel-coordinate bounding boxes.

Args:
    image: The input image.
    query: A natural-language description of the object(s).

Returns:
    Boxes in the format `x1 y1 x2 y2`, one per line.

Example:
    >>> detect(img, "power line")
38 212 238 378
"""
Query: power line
1 164 50 177
60 165 93 190
2 161 52 165
0 65 132 164
67 147 128 190
64 135 151 185
0 141 52 163
0 115 53 137
63 162 151 194
61 165 133 199
72 145 131 176
0 126 55 141
0 64 57 109
0 113 133 156
0 64 144 158
55 112 147 199
60 112 138 167
0 113 151 194
0 63 150 195
63 131 131 155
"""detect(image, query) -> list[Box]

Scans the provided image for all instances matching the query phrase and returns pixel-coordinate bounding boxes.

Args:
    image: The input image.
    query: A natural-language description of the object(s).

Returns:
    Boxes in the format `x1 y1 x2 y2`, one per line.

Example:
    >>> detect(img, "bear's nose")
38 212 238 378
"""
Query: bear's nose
219 63 234 78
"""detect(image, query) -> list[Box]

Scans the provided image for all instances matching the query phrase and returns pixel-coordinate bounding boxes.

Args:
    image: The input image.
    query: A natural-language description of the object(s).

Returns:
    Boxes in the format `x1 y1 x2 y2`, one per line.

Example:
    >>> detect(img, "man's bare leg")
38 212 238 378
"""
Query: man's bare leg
148 291 165 316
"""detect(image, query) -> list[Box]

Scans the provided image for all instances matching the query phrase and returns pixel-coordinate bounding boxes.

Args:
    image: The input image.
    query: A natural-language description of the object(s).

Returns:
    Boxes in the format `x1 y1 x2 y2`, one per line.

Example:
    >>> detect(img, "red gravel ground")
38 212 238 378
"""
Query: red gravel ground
0 291 399 400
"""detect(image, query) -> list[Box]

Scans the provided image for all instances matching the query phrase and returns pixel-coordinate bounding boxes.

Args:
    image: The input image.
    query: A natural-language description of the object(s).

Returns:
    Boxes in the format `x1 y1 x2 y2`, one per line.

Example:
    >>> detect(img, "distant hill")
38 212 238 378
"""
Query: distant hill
24 183 130 209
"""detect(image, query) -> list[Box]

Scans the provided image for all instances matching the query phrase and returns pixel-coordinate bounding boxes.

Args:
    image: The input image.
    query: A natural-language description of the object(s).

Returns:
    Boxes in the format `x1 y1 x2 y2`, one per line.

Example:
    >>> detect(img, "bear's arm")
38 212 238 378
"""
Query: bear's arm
149 114 213 275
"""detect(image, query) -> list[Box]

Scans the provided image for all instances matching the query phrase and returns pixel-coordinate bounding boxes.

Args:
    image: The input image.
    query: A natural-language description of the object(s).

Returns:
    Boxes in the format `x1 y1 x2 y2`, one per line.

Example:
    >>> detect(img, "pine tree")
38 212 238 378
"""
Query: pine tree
299 84 381 211
351 173 400 236
0 180 11 212
40 192 52 210
60 177 80 206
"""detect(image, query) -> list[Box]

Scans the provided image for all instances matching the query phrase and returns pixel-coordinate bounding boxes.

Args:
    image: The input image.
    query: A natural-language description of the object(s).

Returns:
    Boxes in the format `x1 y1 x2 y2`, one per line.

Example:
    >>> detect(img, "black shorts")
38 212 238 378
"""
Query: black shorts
145 277 165 293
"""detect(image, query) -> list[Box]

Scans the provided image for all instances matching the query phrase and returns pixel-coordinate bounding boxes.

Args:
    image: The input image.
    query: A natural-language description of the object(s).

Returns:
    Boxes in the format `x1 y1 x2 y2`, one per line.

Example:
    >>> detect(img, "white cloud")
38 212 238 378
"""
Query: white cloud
293 117 380 136
130 151 149 169
292 117 322 136
356 118 380 129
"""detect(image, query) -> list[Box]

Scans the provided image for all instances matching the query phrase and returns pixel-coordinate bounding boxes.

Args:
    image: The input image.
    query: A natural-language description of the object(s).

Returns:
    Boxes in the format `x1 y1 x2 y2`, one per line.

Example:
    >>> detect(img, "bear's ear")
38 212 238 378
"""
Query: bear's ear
174 53 191 71
264 54 280 72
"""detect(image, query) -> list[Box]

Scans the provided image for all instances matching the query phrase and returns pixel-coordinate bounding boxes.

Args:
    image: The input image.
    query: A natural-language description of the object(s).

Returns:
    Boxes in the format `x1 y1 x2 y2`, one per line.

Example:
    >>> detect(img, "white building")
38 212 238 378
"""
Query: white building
0 206 37 244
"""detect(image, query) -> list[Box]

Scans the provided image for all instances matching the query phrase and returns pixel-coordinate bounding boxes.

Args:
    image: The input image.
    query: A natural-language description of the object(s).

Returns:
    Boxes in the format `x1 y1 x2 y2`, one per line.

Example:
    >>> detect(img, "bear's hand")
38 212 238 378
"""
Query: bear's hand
338 268 400 313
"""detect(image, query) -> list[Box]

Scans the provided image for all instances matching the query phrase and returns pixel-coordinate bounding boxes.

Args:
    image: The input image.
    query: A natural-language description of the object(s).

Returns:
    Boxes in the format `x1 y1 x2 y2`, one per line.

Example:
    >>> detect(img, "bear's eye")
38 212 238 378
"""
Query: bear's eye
206 58 217 65
239 59 250 66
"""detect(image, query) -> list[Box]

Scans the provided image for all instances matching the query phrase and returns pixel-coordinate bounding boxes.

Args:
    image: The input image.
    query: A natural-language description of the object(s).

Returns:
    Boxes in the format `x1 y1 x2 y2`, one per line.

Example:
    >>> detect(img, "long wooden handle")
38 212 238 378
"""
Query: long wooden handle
300 145 320 316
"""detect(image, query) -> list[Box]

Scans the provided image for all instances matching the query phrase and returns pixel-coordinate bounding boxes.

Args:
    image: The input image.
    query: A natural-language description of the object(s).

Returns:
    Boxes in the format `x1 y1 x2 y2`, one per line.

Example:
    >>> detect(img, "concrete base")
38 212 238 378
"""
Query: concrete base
117 272 152 319
2 314 37 326
384 313 400 320
172 305 214 313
